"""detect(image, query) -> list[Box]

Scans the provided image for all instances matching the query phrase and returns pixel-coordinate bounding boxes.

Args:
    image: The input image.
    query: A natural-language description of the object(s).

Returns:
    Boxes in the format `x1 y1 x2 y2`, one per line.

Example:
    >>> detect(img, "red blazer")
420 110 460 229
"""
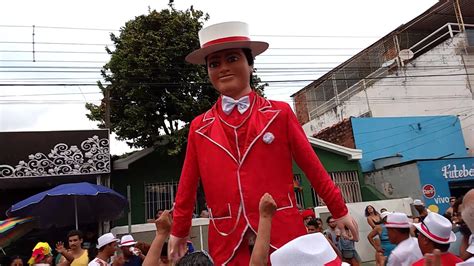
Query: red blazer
171 95 348 264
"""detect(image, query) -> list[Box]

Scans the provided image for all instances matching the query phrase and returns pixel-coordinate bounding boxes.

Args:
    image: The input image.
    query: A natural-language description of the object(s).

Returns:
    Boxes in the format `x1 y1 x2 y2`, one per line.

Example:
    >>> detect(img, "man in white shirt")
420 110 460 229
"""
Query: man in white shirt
386 212 423 266
88 233 123 266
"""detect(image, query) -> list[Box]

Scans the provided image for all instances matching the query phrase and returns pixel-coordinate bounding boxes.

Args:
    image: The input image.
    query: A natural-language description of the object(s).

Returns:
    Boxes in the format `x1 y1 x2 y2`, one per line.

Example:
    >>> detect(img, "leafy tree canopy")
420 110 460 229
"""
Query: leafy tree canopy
86 4 265 155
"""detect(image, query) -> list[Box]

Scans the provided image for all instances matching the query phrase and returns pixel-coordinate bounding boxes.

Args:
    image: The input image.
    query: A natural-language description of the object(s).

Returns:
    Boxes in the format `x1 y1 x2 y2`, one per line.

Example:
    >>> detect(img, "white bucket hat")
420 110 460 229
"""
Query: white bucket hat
119 234 137 247
270 233 349 266
385 212 411 228
185 21 269 65
413 212 456 244
97 232 119 249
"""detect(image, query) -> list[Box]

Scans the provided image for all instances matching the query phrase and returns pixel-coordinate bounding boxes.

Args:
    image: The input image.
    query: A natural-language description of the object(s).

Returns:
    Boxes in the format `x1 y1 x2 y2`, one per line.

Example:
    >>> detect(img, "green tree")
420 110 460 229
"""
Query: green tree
86 4 266 155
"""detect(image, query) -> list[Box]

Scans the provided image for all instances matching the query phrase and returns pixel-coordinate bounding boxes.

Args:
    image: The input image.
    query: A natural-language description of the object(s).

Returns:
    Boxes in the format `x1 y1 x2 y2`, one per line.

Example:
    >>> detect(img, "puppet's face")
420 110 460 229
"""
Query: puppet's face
207 48 252 98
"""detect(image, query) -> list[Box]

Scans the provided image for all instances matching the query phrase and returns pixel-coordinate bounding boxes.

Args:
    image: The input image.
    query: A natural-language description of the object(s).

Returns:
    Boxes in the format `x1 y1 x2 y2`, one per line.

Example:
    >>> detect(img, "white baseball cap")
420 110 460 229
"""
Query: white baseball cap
119 234 137 247
97 233 119 249
270 233 349 266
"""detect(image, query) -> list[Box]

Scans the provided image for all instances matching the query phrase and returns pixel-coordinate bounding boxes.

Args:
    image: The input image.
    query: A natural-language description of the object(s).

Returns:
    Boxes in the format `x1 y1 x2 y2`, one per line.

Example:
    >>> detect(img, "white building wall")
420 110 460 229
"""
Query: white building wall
303 33 474 155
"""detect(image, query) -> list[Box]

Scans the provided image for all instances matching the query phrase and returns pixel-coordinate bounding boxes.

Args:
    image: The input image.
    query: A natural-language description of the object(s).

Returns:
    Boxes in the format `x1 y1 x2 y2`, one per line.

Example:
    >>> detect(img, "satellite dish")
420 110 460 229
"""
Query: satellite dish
398 49 414 61
381 58 396 68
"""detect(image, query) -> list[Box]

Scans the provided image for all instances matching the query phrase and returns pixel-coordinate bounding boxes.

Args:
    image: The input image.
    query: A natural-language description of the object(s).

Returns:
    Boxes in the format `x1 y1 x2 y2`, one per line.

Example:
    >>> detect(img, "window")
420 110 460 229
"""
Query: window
312 171 362 206
144 181 205 220
144 181 178 220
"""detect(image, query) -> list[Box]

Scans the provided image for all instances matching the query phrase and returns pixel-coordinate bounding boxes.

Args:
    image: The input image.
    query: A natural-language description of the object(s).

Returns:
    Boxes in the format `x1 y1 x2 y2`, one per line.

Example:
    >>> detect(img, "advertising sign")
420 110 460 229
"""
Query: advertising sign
417 158 474 214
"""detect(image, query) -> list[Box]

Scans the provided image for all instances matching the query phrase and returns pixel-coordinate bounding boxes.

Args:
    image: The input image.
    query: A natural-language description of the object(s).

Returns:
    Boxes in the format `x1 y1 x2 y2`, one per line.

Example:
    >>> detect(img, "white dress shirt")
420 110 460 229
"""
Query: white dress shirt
387 236 423 266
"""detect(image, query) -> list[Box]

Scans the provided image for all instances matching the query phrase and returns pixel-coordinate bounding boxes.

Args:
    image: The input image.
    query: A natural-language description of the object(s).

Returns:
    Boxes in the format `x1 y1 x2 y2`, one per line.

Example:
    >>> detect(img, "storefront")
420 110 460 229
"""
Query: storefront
418 157 474 214
364 157 474 214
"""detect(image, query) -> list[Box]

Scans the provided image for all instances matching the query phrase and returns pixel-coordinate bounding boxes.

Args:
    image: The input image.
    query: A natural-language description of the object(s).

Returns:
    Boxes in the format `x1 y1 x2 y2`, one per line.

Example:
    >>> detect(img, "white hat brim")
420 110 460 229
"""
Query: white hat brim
413 223 456 244
185 41 269 65
119 241 137 247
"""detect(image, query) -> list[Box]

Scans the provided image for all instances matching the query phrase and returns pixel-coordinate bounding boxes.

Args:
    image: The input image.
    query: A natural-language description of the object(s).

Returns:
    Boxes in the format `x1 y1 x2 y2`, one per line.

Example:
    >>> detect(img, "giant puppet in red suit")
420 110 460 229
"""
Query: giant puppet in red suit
169 21 359 265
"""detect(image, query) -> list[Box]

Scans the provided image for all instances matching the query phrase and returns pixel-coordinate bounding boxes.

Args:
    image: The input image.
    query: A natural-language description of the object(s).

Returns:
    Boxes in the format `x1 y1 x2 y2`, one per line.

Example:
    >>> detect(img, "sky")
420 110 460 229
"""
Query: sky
0 0 438 155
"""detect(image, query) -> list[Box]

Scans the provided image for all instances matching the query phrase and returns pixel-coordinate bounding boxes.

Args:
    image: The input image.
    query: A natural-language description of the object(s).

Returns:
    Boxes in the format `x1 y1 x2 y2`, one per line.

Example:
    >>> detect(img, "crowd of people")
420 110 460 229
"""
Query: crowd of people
361 192 473 266
4 188 472 265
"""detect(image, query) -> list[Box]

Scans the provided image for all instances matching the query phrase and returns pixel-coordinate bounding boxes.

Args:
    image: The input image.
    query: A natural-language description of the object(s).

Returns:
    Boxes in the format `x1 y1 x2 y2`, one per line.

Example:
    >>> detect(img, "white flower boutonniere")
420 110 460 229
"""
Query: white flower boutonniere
262 132 275 144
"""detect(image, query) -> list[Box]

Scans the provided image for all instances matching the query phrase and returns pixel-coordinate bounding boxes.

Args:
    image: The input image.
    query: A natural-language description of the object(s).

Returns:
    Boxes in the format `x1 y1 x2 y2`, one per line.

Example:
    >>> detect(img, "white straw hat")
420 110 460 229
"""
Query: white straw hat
385 212 411 228
185 21 268 65
380 211 391 220
97 233 119 249
413 212 456 244
119 234 137 247
270 233 349 266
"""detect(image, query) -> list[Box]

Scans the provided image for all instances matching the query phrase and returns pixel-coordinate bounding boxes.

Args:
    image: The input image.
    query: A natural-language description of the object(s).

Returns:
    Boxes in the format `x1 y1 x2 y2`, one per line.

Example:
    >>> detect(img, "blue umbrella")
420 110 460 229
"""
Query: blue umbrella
6 182 127 229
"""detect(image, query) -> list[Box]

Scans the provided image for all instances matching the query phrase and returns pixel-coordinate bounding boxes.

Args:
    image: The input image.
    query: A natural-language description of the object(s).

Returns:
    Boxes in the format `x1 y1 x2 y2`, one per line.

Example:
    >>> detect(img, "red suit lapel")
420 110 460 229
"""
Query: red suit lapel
195 95 281 165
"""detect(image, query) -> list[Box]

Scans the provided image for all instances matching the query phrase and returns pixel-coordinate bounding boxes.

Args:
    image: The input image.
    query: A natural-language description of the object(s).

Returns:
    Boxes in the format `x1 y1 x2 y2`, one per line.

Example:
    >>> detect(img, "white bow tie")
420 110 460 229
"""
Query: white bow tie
221 95 250 115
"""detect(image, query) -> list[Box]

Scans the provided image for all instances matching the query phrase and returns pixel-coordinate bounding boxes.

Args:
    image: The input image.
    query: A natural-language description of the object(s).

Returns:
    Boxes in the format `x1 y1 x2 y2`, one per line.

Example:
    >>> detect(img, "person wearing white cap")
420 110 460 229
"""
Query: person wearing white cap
413 199 429 222
119 235 144 266
412 212 463 266
270 232 348 266
169 20 359 265
88 233 121 266
385 212 422 266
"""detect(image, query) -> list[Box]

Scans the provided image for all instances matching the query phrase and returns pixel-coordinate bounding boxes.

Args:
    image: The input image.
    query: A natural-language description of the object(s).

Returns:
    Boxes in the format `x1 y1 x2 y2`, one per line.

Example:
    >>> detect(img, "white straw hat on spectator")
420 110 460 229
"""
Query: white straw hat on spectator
385 212 411 228
185 21 269 65
413 199 424 206
413 212 456 244
119 234 137 247
380 211 391 220
97 233 119 249
270 233 349 266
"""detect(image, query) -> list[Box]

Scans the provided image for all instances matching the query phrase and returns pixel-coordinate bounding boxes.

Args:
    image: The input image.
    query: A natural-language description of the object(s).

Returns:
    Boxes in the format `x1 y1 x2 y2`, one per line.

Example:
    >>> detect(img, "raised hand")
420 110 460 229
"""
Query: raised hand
55 241 67 254
155 210 172 235
259 193 277 218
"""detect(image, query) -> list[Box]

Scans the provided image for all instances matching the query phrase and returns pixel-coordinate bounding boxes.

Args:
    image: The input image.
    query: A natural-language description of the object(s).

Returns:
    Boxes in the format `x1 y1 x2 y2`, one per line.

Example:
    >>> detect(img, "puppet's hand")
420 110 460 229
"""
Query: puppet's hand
335 214 359 242
168 235 188 263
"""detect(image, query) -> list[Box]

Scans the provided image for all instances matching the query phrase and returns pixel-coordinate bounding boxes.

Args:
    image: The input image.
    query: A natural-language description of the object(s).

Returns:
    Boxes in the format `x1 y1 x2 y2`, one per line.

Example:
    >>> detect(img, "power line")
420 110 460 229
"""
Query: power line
0 41 113 46
0 42 367 50
0 25 118 32
355 115 470 145
0 50 109 54
2 64 474 70
0 59 107 63
362 114 474 155
397 122 474 154
1 72 474 82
